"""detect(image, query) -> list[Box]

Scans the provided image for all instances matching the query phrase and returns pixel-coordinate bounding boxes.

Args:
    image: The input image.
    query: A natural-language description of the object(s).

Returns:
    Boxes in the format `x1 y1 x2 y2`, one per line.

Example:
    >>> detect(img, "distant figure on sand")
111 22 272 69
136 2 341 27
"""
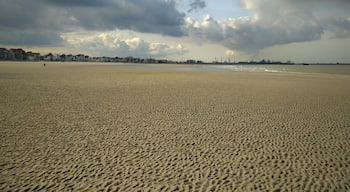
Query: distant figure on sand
43 63 46 67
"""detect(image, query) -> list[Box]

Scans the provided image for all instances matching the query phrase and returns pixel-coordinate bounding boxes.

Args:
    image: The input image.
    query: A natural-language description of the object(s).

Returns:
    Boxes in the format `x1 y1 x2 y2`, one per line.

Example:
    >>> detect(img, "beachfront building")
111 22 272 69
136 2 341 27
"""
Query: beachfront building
75 54 87 62
0 48 40 61
158 59 168 63
123 56 141 63
0 48 10 60
43 53 54 61
145 58 157 63
186 59 196 64
10 48 26 60
26 52 40 61
65 54 73 61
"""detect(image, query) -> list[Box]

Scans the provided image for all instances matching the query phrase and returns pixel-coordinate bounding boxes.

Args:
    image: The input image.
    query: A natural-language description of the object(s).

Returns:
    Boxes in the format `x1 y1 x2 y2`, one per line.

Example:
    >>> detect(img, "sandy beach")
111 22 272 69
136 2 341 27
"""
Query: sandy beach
1 62 350 191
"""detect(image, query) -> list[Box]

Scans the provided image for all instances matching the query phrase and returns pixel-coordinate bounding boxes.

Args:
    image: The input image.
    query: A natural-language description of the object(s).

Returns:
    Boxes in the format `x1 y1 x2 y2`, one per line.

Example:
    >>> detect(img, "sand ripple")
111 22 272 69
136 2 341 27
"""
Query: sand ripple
1 63 350 191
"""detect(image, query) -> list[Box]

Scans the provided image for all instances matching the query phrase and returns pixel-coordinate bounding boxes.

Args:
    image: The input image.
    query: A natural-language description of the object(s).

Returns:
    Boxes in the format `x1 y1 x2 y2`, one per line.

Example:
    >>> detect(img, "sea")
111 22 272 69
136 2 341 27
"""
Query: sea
78 63 350 75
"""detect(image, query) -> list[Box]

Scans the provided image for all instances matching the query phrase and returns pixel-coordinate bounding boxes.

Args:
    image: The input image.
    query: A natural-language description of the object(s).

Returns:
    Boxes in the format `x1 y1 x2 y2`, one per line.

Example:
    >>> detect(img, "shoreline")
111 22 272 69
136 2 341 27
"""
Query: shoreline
1 61 350 75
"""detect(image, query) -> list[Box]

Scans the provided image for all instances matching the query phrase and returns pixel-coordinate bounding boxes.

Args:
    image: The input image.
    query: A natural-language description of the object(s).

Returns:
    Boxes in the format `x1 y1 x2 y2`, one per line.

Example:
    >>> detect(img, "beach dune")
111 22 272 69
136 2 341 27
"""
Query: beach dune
1 62 350 191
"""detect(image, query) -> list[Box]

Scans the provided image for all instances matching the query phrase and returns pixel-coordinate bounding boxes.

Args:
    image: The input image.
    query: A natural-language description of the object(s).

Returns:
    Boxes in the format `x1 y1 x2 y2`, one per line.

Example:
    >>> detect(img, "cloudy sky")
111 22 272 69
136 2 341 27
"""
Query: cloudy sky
1 0 349 63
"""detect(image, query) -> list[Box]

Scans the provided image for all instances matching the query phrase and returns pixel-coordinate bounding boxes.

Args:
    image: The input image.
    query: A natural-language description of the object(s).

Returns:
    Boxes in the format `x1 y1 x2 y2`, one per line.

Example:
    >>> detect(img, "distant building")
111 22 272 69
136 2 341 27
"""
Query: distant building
0 48 9 60
186 60 196 64
76 54 86 61
145 58 156 63
66 54 73 61
10 48 26 60
158 59 167 63
43 53 54 61
58 54 66 61
26 52 40 61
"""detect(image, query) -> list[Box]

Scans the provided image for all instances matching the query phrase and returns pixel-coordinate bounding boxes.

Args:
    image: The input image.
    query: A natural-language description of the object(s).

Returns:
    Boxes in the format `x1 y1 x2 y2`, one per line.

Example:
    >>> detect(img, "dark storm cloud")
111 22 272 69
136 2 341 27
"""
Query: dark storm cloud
0 0 70 45
225 19 324 53
321 17 350 39
0 1 42 30
43 0 186 37
44 0 113 7
69 0 186 36
188 0 206 12
0 0 186 46
0 31 64 46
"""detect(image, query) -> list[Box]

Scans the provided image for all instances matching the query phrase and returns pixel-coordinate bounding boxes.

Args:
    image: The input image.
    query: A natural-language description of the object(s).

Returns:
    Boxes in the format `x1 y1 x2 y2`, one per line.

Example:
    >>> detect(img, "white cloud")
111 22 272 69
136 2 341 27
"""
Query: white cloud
62 32 188 58
184 0 350 55
225 49 237 57
149 43 188 57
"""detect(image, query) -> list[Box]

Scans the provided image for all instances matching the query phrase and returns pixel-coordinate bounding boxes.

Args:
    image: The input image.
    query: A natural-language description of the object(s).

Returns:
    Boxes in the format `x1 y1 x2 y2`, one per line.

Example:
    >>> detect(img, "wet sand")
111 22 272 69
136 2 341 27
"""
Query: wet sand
1 62 350 191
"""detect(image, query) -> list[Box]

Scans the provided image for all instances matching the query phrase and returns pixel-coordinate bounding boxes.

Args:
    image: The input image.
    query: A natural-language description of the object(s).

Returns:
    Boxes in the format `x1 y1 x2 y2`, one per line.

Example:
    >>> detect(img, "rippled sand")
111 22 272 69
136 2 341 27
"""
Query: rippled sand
1 62 350 191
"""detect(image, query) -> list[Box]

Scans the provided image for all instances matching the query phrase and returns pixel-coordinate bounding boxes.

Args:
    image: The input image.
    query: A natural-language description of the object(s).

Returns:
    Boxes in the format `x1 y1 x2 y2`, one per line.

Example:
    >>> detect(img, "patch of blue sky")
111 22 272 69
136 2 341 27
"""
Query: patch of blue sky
181 0 252 20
